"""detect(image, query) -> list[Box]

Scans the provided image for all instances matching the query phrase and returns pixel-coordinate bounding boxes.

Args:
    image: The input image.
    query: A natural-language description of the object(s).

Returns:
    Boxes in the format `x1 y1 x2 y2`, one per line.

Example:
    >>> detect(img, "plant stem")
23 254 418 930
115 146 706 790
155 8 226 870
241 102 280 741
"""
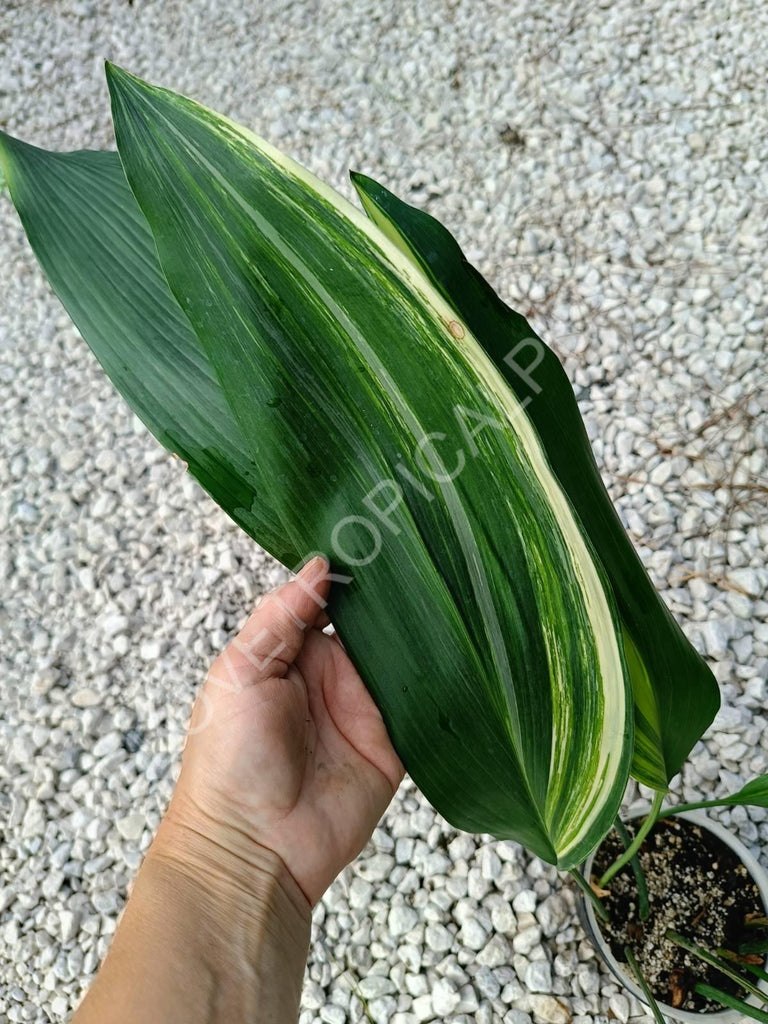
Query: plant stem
614 816 650 921
569 868 610 923
657 798 729 820
666 930 767 1003
599 791 664 888
694 984 768 1022
624 946 667 1024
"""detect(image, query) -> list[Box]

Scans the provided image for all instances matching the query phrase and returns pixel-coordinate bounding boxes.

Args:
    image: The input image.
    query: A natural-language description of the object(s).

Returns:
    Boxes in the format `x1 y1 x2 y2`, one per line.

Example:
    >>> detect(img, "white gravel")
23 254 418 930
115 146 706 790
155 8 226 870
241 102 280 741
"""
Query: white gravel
1 1 767 1022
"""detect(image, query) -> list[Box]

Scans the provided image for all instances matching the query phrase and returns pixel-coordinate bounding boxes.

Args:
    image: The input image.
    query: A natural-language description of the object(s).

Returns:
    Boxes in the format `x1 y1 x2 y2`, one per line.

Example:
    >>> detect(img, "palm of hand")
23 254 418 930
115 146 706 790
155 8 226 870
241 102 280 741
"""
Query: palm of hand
175 559 403 906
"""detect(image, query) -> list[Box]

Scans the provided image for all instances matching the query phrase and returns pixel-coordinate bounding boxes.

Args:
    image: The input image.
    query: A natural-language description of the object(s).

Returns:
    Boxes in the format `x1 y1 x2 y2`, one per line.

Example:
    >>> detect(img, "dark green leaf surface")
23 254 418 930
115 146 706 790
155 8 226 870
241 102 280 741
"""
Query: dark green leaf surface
350 171 720 789
100 65 634 866
0 134 286 555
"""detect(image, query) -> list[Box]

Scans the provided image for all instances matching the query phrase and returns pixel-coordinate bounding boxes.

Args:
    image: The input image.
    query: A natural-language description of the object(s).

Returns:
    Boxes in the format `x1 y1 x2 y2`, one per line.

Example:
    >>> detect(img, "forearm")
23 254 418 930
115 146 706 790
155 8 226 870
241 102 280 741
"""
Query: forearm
72 811 312 1024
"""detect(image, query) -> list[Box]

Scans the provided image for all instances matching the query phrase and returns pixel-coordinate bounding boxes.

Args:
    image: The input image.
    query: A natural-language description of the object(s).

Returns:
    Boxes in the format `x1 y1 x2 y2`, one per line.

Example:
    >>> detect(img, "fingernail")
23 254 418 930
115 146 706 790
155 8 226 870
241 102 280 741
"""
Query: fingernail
300 555 327 577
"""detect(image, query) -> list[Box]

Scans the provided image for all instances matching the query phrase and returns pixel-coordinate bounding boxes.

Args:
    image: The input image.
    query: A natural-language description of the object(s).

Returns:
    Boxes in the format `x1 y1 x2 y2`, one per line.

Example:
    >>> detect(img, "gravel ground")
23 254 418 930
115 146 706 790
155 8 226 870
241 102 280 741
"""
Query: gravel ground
1 1 767 1022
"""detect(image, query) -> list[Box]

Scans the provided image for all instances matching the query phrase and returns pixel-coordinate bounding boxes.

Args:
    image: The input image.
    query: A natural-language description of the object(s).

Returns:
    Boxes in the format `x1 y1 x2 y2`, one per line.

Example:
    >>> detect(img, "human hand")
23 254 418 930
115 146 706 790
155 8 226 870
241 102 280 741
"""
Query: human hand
161 556 404 908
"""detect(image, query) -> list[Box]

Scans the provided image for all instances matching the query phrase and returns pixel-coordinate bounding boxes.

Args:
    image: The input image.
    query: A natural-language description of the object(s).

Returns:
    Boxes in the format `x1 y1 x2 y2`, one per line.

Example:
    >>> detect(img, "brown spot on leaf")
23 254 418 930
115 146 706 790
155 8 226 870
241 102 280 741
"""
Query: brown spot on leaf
447 319 465 339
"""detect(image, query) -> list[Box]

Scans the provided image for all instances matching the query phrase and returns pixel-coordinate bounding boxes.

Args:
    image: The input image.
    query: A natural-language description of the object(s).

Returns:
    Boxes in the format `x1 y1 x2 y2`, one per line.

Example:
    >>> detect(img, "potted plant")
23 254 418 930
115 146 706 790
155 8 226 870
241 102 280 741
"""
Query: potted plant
2 65 765 1019
580 798 768 1021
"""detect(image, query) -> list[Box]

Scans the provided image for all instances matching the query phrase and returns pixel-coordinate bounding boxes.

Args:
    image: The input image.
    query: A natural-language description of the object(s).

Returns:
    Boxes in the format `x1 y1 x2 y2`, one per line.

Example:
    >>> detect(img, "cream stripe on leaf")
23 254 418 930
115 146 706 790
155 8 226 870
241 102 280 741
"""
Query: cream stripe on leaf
106 64 634 867
1 67 636 868
350 172 719 793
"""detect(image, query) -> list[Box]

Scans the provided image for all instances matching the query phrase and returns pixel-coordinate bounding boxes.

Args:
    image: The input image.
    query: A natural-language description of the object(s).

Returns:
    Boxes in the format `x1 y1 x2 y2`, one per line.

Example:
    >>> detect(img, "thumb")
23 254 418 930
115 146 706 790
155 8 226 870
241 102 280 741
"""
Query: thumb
215 556 332 686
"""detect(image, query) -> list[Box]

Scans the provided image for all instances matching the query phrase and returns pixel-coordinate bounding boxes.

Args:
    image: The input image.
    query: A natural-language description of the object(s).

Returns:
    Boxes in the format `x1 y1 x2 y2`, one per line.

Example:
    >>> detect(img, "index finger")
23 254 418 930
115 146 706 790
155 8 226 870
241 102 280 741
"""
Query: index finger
210 555 333 689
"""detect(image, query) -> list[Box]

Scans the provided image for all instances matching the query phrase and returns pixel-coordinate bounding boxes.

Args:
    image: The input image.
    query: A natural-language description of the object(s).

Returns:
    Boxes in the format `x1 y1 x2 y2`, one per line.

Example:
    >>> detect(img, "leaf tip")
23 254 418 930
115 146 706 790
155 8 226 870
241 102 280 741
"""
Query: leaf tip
0 130 16 193
104 61 151 111
350 170 387 223
349 169 379 200
104 59 122 90
104 60 129 84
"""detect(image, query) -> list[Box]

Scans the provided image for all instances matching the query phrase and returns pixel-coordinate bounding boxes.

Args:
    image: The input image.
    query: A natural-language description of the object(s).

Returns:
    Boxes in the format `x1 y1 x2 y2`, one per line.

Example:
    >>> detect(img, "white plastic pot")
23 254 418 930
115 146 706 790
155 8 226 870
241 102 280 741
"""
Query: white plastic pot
579 808 768 1023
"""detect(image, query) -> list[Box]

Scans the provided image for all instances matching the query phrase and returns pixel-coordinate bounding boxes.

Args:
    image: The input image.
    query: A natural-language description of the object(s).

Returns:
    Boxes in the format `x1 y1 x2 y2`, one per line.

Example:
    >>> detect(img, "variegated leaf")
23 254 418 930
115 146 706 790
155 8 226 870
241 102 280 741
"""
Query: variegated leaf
349 171 720 790
1 69 635 867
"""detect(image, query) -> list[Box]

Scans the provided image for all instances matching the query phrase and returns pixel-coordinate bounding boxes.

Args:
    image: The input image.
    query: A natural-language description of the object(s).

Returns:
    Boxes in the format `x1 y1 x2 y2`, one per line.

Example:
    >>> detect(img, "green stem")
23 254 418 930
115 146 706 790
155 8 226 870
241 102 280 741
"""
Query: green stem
624 946 667 1024
569 868 610 923
599 791 664 888
694 984 768 1022
657 798 728 820
614 816 651 921
666 930 767 1003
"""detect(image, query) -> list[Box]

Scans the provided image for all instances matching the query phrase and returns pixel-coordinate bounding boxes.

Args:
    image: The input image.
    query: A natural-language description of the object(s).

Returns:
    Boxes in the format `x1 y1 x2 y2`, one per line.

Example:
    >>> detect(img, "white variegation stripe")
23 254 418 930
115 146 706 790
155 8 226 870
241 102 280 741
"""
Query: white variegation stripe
208 110 627 862
353 175 723 799
106 67 630 865
157 107 535 800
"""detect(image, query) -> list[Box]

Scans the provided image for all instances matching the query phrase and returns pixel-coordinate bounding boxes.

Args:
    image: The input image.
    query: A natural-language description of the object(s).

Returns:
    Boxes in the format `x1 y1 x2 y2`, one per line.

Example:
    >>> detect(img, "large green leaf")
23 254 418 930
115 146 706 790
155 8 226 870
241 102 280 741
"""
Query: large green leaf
0 135 286 555
103 66 634 865
349 172 720 790
0 68 634 867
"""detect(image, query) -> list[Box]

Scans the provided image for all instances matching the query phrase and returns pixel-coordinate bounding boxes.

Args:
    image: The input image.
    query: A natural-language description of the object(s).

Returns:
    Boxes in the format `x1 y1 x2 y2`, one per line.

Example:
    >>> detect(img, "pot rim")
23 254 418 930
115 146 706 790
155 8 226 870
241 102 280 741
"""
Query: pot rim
579 805 768 1023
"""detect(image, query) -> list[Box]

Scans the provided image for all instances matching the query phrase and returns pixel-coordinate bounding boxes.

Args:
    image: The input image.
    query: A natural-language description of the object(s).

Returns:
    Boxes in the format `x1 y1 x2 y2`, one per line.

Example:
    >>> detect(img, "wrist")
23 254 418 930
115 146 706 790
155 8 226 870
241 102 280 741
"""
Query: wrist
74 801 312 1024
151 794 312 931
144 799 312 1016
